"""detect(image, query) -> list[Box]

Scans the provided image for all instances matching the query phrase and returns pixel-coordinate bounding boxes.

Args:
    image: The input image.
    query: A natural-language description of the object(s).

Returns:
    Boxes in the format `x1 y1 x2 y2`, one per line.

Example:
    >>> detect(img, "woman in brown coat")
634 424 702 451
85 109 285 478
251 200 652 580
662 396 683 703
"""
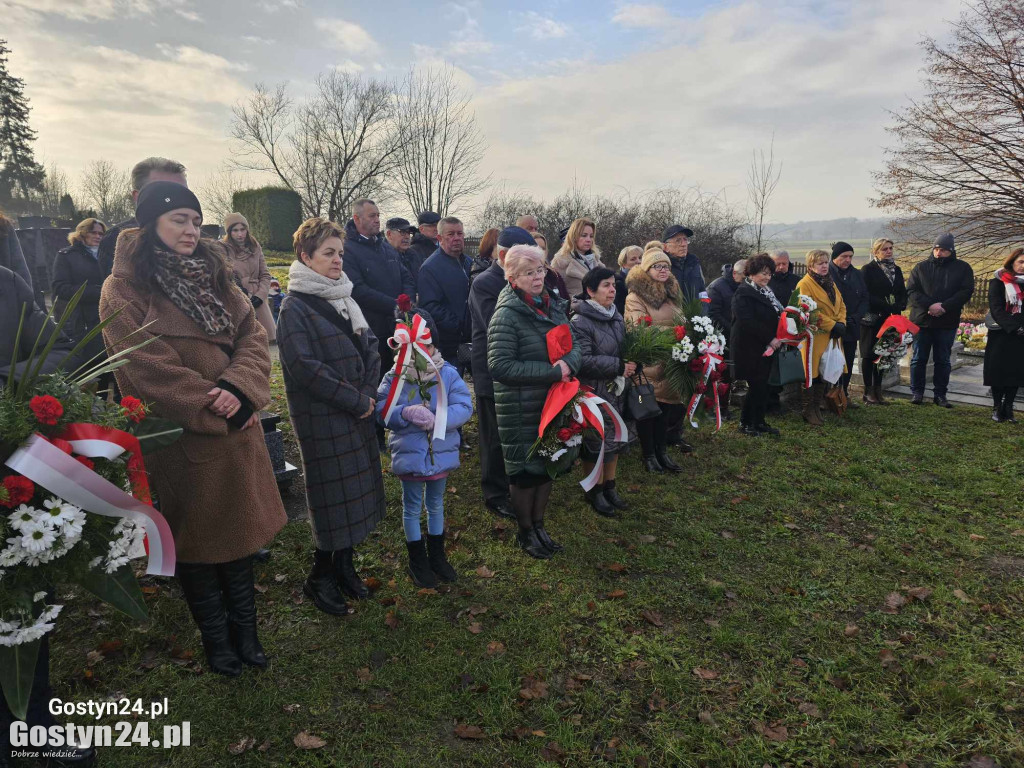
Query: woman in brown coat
623 243 685 474
223 212 276 343
100 182 286 678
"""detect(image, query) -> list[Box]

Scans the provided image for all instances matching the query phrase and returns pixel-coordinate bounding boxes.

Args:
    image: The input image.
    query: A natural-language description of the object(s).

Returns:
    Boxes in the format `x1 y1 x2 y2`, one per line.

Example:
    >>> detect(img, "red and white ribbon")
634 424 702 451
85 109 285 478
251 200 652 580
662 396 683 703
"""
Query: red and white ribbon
382 314 448 441
576 391 628 492
777 307 813 389
686 352 724 430
6 432 176 576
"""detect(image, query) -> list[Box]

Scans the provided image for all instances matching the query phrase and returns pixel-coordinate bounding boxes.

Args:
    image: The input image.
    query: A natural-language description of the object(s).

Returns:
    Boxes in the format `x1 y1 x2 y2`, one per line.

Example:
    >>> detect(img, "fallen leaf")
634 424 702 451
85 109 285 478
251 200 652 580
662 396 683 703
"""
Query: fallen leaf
282 703 301 714
364 577 382 591
227 736 256 755
604 563 627 572
968 533 986 541
475 566 496 578
697 710 716 726
467 622 483 634
967 757 997 768
638 534 657 544
140 585 159 596
486 641 506 656
253 584 268 594
289 589 304 605
952 589 972 603
97 640 123 654
878 648 898 668
907 587 933 601
882 592 907 614
586 601 596 611
798 702 821 718
844 624 860 637
384 611 399 630
532 730 547 737
1011 529 1024 537
274 574 287 583
257 739 271 752
454 723 485 740
519 676 549 700
692 667 719 680
755 722 788 742
641 610 664 627
539 740 567 762
606 590 627 599
355 667 373 684
469 605 489 616
783 522 800 530
417 588 438 596
720 530 735 539
293 731 326 749
85 651 104 666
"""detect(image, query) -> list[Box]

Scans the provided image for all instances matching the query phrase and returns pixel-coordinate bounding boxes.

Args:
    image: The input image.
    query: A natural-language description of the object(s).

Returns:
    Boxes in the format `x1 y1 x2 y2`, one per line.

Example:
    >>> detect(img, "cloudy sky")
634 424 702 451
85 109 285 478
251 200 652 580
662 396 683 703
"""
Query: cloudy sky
2 0 966 224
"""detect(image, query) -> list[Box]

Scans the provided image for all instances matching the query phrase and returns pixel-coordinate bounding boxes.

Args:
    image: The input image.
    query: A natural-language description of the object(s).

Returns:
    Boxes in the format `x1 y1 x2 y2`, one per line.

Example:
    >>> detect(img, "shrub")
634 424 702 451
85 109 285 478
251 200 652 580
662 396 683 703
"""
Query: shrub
232 187 302 252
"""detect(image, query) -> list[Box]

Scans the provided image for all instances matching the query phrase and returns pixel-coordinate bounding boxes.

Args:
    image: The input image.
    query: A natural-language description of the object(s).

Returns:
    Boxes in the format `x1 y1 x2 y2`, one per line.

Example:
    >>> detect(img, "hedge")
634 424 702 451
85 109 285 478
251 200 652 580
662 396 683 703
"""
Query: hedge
231 187 302 252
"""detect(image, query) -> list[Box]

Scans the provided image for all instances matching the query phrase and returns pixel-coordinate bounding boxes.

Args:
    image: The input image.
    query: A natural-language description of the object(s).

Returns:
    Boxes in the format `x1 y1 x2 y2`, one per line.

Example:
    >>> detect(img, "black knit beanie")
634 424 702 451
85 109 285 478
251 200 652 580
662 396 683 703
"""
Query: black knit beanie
831 241 854 261
135 181 202 229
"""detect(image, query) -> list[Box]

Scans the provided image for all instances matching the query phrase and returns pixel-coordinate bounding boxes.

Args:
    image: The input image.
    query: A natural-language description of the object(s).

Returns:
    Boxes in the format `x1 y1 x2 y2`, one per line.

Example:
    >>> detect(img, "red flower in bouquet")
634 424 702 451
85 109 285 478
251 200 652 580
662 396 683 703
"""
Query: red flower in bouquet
120 396 147 423
569 421 584 435
556 427 572 442
1 475 35 508
396 293 413 313
674 325 686 341
74 456 95 470
29 395 63 425
643 315 653 327
49 438 73 454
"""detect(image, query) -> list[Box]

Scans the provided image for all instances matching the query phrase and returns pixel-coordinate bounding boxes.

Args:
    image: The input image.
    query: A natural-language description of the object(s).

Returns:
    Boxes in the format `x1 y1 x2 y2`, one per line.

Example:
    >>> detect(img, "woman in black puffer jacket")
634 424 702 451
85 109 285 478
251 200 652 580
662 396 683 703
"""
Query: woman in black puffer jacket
570 267 636 517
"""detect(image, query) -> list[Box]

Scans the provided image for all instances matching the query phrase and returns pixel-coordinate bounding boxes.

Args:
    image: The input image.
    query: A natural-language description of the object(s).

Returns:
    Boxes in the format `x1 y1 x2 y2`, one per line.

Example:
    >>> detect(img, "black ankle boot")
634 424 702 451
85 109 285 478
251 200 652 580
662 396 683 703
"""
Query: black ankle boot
533 523 563 552
304 550 351 616
602 480 629 510
643 455 664 473
517 526 551 559
218 557 267 668
585 484 617 517
177 563 242 677
406 539 437 588
426 533 458 582
1002 400 1017 423
333 547 369 599
655 449 683 473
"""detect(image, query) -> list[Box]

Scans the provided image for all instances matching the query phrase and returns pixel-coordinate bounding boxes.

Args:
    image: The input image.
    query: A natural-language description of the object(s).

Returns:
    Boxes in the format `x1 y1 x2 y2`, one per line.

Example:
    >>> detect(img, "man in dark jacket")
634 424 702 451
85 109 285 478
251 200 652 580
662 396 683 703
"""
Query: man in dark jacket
407 211 440 276
662 224 707 308
906 233 974 407
384 216 419 289
707 260 745 339
768 250 800 305
468 226 535 519
829 242 869 403
418 216 472 371
98 157 187 277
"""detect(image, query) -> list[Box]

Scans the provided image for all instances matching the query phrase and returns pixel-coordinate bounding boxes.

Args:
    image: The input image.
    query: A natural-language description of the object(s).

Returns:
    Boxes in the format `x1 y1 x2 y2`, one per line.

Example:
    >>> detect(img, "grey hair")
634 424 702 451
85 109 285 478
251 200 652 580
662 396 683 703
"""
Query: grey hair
503 244 546 279
131 157 186 192
438 216 462 235
352 198 377 217
771 249 790 260
733 259 747 273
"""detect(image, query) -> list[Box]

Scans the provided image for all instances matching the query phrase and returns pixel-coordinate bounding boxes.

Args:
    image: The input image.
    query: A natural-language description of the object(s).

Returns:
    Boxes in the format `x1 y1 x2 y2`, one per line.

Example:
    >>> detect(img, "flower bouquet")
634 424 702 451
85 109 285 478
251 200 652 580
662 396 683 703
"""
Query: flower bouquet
622 315 675 367
873 315 920 374
775 290 822 388
956 321 976 345
664 300 728 430
0 286 180 719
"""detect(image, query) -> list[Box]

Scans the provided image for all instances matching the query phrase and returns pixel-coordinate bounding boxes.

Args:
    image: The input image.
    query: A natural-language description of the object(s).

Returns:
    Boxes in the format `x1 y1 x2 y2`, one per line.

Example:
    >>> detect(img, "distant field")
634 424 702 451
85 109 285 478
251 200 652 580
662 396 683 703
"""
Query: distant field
776 239 1009 272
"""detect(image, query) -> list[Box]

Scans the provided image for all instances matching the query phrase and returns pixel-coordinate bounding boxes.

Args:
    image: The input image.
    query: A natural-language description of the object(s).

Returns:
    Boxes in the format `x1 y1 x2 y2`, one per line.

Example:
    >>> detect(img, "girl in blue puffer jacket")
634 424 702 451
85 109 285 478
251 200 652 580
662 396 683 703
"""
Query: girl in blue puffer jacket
376 314 473 589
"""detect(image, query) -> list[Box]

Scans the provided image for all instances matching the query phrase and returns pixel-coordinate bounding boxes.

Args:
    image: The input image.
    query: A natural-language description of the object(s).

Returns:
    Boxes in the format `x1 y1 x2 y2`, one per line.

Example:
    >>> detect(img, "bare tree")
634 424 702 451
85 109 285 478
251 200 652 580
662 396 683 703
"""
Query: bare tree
196 166 250 224
873 0 1024 250
746 135 782 253
37 161 71 218
79 160 132 224
230 72 402 221
391 67 489 215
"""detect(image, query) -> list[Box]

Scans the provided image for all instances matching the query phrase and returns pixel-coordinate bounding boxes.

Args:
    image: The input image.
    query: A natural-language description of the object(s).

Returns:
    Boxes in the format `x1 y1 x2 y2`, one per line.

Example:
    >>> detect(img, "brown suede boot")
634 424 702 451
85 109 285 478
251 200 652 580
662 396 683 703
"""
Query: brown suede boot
802 384 823 426
873 383 889 405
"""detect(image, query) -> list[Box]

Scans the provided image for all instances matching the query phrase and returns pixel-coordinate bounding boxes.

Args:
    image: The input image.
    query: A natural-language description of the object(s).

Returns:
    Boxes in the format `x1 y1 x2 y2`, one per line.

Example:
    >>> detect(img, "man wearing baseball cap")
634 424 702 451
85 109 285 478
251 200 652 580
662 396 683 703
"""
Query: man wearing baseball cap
385 217 422 288
408 211 441 271
662 225 708 310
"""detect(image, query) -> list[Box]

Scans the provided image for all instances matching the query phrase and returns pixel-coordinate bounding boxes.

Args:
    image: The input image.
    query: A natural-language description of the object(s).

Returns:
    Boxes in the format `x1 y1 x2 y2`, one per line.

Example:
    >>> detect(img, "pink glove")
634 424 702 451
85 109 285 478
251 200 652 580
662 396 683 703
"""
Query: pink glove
402 404 435 432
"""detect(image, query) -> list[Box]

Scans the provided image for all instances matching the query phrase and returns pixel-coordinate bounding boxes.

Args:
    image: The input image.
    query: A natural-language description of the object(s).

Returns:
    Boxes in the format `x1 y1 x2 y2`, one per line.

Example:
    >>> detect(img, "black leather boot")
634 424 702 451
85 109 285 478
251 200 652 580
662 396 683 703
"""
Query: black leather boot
406 539 437 588
602 480 629 510
533 522 563 552
643 456 664 473
585 484 617 517
426 533 458 582
218 556 267 668
177 562 242 677
333 547 369 600
303 549 351 616
655 449 683 473
517 526 551 559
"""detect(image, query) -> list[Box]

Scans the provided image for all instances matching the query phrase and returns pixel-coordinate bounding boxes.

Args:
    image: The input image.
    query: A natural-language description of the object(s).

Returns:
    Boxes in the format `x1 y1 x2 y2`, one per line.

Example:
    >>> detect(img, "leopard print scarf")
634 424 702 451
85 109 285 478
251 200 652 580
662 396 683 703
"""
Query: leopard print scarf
153 246 234 336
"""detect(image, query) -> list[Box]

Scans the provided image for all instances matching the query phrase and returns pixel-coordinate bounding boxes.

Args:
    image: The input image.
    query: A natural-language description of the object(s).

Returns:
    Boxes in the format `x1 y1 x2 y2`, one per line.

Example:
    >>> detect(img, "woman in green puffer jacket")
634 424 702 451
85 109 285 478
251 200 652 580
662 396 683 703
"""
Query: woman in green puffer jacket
488 244 581 560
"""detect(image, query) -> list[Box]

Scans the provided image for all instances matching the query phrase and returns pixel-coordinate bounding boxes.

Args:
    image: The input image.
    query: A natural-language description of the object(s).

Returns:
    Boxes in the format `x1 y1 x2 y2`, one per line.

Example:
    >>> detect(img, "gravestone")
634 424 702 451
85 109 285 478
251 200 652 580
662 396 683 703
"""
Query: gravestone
260 411 299 493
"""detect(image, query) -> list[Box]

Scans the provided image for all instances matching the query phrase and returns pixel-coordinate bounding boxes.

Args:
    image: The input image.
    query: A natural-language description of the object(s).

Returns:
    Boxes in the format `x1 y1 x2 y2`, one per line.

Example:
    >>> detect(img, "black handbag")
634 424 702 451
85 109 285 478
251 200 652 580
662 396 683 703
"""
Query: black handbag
768 345 805 387
625 371 661 422
984 311 1001 331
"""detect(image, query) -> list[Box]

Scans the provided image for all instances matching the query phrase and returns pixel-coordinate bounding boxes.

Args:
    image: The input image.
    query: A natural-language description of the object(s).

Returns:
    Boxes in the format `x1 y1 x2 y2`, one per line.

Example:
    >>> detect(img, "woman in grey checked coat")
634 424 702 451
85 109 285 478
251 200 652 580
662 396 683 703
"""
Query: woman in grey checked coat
277 218 385 616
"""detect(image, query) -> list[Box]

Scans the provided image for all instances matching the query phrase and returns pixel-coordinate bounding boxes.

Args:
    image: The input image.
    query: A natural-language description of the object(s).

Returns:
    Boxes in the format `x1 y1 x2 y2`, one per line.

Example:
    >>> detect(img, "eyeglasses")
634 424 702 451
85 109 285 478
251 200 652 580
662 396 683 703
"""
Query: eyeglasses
650 264 670 271
520 267 547 278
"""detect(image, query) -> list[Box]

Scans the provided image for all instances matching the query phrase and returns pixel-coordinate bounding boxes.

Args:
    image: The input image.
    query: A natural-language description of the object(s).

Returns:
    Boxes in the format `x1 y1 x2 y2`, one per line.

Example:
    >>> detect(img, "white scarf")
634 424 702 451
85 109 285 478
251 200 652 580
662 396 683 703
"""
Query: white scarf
995 268 1024 314
286 260 369 333
747 277 784 313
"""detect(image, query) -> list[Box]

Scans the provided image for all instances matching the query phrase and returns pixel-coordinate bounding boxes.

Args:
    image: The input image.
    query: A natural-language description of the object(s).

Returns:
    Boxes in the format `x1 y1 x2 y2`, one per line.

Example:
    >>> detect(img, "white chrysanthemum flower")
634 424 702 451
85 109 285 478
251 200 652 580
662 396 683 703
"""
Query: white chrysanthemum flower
550 448 568 461
89 556 103 569
61 510 86 541
0 542 23 567
41 497 77 526
8 505 42 532
20 526 56 553
0 604 64 647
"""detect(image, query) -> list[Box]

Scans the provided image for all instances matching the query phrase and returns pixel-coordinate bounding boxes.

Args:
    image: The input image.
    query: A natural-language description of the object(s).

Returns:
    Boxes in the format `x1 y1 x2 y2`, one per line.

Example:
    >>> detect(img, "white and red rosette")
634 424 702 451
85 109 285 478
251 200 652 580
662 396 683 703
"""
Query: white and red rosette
382 313 448 441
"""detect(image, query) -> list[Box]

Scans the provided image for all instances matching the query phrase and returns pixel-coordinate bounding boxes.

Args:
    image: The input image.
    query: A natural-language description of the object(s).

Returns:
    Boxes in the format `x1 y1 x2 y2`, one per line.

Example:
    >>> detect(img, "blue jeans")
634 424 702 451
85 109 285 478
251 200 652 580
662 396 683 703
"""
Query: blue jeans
401 478 446 542
910 327 956 397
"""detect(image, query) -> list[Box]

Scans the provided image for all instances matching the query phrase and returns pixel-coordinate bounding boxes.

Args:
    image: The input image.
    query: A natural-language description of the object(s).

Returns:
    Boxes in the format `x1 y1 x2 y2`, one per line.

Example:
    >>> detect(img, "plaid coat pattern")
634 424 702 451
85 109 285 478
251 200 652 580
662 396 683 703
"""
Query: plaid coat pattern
277 292 385 550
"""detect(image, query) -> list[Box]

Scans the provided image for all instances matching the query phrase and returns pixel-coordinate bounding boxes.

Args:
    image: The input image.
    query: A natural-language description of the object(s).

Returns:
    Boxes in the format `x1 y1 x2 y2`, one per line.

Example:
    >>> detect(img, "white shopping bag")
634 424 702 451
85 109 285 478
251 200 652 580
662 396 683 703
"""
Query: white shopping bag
820 339 845 384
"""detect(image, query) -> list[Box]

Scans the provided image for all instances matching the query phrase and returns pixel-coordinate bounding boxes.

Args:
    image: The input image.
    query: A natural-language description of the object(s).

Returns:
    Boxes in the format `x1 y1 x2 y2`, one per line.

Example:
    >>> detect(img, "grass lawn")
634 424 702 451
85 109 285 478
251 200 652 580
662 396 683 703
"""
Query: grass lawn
47 365 1024 767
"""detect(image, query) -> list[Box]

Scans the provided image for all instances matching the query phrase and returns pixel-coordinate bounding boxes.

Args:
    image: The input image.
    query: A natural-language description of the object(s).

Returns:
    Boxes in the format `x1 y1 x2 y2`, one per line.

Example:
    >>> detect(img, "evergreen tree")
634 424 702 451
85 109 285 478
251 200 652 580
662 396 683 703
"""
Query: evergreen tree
0 40 45 203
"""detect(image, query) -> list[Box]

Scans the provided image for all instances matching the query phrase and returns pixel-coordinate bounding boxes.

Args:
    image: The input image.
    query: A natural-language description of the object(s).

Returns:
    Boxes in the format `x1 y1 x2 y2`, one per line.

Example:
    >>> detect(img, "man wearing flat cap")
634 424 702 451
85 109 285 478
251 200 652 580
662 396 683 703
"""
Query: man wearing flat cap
467 226 536 520
385 217 422 290
408 211 441 273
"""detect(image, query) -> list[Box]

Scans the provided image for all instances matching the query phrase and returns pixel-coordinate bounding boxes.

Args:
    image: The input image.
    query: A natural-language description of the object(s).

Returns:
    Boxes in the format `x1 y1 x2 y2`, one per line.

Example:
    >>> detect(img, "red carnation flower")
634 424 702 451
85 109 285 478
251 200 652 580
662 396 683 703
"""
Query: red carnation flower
396 294 413 312
556 428 572 442
674 325 686 341
643 315 653 327
120 396 146 423
29 394 64 425
74 456 95 470
569 421 584 435
49 438 73 455
1 475 35 508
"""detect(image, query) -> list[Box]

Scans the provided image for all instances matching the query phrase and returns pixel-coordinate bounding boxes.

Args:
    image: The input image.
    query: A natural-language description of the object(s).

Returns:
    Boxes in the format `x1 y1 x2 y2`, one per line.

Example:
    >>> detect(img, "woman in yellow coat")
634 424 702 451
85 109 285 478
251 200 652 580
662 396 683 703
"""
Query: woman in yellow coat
795 249 847 425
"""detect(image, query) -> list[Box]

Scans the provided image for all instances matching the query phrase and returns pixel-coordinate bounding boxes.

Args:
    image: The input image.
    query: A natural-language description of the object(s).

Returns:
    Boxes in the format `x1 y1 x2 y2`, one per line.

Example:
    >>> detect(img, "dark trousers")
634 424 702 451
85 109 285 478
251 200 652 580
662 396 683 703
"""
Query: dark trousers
910 327 957 398
859 322 882 388
840 333 858 393
476 395 509 505
741 378 769 426
638 402 683 457
992 386 1019 407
